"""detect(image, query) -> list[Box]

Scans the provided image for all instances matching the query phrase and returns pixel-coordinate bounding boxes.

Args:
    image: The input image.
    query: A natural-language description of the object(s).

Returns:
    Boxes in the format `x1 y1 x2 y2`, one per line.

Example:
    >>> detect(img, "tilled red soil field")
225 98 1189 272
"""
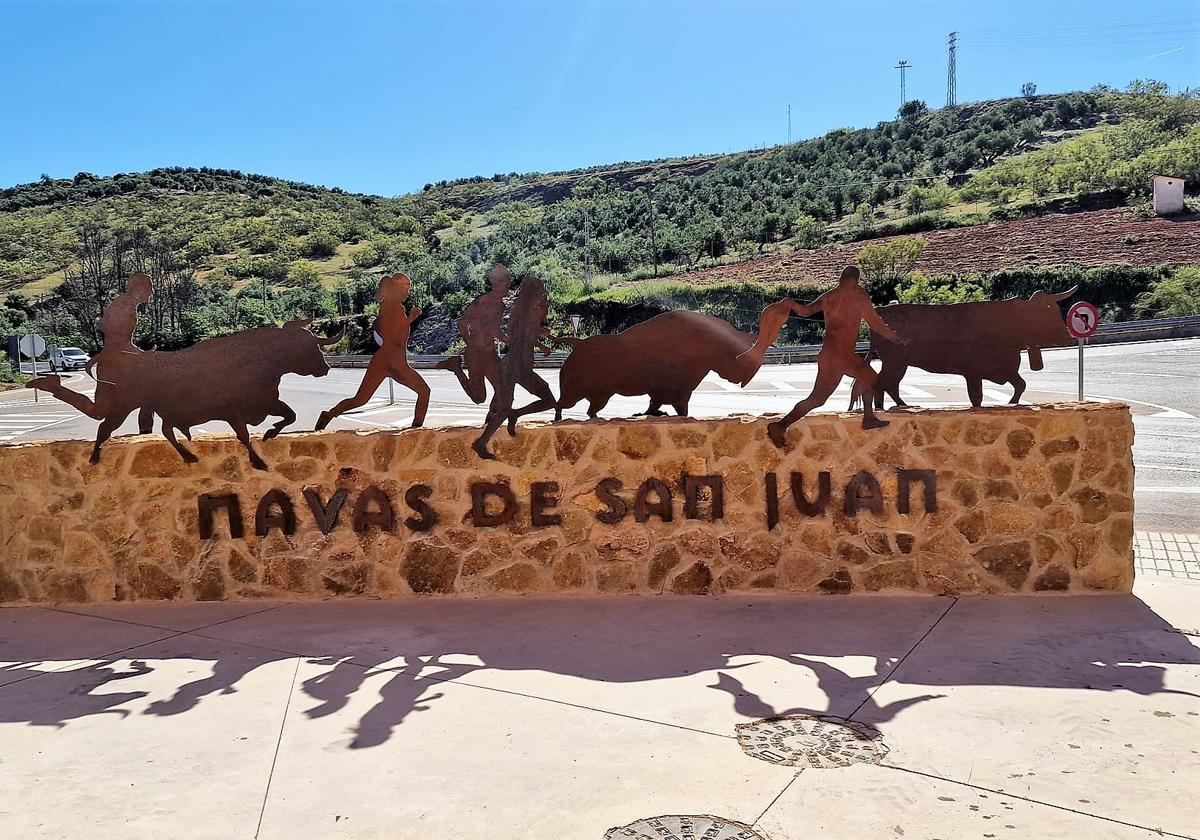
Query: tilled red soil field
631 208 1200 288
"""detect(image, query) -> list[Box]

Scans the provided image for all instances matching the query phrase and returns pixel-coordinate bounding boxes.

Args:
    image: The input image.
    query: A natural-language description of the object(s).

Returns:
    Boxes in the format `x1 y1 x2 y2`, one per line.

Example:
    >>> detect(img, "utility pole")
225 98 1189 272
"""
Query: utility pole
946 32 957 107
787 104 792 144
894 60 911 108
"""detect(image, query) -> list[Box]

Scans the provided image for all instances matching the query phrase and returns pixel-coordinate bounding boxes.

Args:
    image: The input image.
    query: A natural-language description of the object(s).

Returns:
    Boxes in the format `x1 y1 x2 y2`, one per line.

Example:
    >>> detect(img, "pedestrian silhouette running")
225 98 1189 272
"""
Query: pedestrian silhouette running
472 274 557 460
436 264 511 404
316 273 430 430
738 265 905 447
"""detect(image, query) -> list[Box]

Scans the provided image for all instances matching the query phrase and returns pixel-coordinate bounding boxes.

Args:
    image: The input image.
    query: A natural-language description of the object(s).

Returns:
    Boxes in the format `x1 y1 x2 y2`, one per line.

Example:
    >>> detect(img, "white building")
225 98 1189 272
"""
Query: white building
1152 174 1185 215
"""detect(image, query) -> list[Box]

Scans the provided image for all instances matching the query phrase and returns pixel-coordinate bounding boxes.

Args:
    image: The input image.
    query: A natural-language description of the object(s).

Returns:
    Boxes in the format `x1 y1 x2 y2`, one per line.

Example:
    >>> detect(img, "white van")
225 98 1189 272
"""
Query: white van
51 346 91 370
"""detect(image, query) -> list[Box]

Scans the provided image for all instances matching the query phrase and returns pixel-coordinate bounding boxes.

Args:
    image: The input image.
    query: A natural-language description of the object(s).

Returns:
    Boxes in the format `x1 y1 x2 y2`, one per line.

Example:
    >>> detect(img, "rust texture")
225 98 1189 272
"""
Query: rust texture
553 300 798 420
856 288 1076 409
317 273 429 430
437 264 511 404
473 275 557 459
470 482 519 527
740 266 902 446
30 273 338 470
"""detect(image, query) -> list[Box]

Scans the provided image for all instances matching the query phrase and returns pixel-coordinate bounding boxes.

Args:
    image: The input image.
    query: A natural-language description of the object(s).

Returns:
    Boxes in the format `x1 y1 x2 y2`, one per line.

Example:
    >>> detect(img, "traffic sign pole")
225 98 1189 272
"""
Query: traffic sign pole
1077 338 1084 402
1065 301 1099 404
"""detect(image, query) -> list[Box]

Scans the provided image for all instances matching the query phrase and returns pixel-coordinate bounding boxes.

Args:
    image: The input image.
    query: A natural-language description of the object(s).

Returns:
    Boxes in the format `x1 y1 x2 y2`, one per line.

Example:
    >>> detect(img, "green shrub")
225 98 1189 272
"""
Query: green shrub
1135 267 1200 318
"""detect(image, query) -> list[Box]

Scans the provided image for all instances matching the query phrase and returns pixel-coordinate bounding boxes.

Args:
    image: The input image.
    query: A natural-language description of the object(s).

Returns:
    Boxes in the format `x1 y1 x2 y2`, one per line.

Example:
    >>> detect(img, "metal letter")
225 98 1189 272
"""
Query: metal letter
403 484 438 531
844 471 885 516
353 486 395 533
254 489 296 536
303 488 348 535
897 469 938 514
198 493 244 539
634 478 673 523
470 481 518 527
530 481 562 527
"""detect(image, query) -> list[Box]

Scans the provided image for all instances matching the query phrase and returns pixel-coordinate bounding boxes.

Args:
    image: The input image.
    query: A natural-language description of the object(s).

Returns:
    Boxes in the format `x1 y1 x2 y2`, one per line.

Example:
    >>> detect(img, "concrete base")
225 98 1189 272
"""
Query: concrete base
1 577 1196 839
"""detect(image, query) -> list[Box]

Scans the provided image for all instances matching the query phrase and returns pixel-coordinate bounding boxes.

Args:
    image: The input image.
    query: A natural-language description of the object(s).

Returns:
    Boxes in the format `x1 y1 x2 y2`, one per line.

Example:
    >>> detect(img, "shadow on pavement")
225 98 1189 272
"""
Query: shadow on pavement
1 594 1196 747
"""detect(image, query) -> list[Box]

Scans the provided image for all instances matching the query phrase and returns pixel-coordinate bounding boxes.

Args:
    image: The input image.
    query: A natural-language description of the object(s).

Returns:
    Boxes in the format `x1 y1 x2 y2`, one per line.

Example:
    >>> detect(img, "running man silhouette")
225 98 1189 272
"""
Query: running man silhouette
316 273 430 430
472 274 558 460
738 265 904 447
436 263 511 404
30 272 153 429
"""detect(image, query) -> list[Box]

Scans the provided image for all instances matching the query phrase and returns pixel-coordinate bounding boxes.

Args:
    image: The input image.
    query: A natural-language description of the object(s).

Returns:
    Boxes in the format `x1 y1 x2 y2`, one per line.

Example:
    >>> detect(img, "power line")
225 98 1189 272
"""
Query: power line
894 60 911 108
946 32 958 108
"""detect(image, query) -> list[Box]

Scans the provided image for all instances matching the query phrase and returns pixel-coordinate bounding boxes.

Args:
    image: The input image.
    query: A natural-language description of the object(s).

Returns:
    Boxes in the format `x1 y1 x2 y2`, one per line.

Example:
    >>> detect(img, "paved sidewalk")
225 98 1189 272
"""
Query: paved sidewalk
1135 532 1200 580
1 580 1197 839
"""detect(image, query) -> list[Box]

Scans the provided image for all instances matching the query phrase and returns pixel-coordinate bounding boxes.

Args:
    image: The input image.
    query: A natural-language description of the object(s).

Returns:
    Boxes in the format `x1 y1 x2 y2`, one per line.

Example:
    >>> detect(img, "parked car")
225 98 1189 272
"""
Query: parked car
51 346 91 371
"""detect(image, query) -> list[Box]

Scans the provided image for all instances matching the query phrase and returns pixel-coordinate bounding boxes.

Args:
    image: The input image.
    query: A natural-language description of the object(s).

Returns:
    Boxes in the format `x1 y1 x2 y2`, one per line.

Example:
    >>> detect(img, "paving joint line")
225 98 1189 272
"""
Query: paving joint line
255 656 301 840
881 763 1196 840
0 630 187 691
752 772 800 827
849 597 958 720
44 602 289 635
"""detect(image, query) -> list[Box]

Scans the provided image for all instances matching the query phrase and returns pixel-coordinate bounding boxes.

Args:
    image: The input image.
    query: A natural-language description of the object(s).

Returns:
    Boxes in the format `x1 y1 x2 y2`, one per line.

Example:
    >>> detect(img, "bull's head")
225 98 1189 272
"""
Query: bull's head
282 317 339 377
1021 286 1077 369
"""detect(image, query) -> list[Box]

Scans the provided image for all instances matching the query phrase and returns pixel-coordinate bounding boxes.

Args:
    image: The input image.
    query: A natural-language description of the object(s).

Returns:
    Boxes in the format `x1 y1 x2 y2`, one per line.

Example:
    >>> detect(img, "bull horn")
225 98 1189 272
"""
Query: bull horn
1049 285 1078 302
316 329 345 346
285 316 314 330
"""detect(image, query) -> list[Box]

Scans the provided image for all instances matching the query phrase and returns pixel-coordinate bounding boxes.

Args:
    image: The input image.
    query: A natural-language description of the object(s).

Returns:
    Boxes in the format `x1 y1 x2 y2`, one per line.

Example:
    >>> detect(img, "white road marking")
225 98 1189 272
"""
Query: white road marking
0 413 80 442
898 385 934 400
1041 390 1194 419
770 381 797 391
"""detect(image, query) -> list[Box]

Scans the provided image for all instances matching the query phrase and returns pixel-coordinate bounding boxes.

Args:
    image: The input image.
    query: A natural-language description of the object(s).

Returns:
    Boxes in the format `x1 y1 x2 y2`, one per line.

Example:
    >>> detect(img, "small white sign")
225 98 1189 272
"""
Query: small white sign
18 333 46 359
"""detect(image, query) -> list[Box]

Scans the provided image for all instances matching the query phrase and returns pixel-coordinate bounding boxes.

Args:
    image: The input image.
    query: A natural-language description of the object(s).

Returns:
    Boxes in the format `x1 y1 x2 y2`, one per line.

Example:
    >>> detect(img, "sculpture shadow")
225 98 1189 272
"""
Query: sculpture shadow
0 594 1196 749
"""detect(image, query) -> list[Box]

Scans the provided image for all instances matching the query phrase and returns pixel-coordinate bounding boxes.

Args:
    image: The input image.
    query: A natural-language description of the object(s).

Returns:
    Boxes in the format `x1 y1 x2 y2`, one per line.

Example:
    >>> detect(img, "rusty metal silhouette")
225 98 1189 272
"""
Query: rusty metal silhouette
436 264 511 404
737 266 903 447
30 272 339 468
849 287 1077 409
473 274 557 460
67 272 157 434
553 303 798 420
32 317 337 469
316 273 430 431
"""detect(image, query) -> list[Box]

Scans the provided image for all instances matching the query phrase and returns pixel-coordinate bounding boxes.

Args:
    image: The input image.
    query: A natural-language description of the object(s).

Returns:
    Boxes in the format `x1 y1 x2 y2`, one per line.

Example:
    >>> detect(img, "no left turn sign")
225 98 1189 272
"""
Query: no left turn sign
1066 301 1099 339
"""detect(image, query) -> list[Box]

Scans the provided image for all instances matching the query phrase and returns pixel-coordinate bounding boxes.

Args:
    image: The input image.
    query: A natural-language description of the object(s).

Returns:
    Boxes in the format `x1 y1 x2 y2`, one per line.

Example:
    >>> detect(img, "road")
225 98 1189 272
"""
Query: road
3 338 1197 531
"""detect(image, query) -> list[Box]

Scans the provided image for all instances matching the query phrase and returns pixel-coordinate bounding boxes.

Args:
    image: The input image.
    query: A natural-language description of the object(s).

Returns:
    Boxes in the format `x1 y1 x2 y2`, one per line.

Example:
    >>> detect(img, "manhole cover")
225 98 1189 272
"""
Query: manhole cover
735 714 888 768
605 814 765 839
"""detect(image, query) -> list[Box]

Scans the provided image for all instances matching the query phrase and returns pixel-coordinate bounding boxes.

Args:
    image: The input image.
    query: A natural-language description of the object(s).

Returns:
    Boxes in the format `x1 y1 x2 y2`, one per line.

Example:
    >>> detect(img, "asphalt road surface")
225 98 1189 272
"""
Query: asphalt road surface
3 338 1196 531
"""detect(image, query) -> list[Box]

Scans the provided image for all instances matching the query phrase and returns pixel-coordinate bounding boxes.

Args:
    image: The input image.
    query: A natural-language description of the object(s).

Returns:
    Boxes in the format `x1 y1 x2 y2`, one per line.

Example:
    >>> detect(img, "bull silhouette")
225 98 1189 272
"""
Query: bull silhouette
852 287 1077 409
553 304 795 420
32 318 337 469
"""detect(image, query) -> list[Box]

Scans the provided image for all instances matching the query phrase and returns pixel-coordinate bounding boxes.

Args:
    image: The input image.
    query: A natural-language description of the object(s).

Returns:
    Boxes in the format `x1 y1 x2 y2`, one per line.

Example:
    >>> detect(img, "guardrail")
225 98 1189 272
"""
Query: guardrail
326 314 1200 369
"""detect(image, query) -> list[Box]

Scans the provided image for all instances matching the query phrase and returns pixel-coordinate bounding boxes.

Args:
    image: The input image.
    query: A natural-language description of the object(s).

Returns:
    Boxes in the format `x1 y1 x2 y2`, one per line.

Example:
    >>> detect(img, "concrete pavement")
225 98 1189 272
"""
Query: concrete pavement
1 576 1197 839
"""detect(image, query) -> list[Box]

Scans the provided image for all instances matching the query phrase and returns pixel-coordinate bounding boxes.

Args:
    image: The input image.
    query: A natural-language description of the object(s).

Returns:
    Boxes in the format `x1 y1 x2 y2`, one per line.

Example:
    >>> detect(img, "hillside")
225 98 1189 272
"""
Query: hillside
619 207 1200 288
0 83 1197 361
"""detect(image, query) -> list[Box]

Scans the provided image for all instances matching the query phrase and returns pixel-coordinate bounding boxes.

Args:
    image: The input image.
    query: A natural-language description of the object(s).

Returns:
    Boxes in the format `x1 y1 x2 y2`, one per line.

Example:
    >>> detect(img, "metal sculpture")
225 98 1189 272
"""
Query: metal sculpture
472 274 557 460
553 302 798 420
737 266 904 446
316 273 430 431
850 288 1076 409
436 264 511 404
31 316 337 469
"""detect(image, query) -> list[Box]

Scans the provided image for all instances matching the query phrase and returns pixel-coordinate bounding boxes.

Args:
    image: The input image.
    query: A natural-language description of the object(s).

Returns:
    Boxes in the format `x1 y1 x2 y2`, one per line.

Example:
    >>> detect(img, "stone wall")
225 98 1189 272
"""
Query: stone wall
0 403 1134 603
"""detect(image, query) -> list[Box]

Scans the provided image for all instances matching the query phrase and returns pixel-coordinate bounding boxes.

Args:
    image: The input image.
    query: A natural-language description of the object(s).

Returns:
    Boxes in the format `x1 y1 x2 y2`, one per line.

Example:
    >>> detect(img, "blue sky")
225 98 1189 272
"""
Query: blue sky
2 0 1196 195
